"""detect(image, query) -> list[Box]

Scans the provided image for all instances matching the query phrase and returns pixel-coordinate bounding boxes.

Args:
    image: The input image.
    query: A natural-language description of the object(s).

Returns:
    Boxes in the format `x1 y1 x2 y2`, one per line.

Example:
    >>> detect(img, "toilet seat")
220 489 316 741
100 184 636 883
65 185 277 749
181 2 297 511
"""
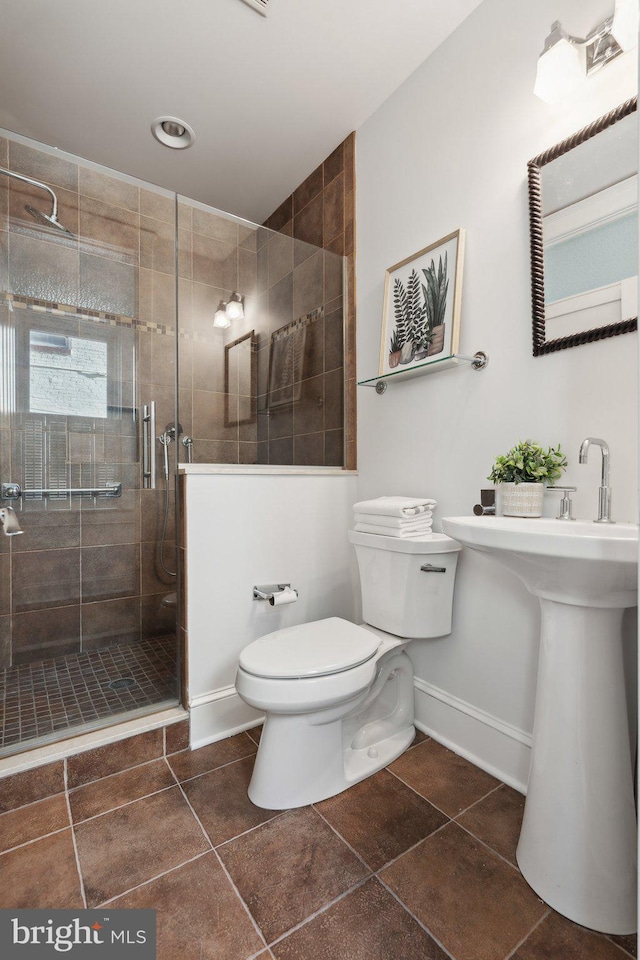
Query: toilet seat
239 617 380 679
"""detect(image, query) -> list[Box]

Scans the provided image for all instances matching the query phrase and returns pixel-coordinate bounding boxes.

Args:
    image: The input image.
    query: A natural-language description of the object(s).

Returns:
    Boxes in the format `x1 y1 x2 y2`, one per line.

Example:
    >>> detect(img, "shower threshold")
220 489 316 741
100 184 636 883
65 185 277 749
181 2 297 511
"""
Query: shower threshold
0 636 178 757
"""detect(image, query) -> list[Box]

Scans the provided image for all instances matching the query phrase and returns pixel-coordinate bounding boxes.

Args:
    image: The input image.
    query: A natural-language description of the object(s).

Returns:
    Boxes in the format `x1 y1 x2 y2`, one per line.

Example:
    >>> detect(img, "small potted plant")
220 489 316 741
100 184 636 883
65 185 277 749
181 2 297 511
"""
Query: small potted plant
388 330 402 368
488 440 567 517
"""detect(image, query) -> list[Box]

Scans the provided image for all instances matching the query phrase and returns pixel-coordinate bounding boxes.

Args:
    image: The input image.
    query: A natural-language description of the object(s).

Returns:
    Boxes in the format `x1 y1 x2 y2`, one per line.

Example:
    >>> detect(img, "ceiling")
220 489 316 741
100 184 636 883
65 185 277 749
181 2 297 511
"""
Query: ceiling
0 0 484 223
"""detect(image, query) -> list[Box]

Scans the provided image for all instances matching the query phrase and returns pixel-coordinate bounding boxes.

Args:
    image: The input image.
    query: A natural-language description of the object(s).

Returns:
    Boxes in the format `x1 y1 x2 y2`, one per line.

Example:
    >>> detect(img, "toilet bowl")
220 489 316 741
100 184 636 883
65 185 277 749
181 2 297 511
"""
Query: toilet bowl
236 531 460 809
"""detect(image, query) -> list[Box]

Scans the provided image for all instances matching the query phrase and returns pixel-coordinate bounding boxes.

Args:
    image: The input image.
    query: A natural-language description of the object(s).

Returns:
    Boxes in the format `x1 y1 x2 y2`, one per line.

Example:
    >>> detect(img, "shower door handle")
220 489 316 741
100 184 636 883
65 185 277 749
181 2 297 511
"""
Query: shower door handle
142 401 157 489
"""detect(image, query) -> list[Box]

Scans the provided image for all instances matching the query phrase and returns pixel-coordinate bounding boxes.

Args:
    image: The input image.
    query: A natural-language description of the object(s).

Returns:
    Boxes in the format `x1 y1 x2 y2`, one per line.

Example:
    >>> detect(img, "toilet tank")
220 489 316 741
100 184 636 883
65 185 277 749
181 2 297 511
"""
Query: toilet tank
348 530 461 638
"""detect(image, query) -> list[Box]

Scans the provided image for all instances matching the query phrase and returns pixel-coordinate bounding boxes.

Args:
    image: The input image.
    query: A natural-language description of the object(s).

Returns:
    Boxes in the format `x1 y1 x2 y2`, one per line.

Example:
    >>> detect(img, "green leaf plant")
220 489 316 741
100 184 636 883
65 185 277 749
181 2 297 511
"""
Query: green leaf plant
488 440 568 485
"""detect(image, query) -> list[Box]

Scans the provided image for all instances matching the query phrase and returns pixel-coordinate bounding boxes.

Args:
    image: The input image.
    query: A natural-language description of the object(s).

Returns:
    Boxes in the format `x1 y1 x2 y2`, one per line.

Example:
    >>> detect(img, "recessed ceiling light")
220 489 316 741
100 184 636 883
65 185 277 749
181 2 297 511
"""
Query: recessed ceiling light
151 116 196 149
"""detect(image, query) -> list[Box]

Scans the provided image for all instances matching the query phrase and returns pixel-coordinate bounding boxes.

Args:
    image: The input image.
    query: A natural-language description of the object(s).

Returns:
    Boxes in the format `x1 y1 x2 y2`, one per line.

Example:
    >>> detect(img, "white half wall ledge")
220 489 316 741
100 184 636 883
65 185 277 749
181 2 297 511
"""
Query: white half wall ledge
414 677 532 795
188 679 532 793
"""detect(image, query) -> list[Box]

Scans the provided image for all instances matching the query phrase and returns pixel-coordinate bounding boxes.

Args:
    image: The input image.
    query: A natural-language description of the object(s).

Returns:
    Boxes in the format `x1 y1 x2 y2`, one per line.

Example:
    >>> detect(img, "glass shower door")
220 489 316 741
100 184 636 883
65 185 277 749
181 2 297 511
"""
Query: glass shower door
0 141 180 755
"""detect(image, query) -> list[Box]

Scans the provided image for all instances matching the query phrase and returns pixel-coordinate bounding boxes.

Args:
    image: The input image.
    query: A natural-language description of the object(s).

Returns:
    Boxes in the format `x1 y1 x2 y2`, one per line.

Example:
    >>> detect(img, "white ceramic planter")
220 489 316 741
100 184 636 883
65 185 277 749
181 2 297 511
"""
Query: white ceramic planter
500 482 544 517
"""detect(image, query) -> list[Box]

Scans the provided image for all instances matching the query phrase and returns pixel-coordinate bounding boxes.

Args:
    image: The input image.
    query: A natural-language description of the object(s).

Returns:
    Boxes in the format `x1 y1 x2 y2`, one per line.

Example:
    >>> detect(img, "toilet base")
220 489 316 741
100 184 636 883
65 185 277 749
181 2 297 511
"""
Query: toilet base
247 649 415 810
248 718 415 810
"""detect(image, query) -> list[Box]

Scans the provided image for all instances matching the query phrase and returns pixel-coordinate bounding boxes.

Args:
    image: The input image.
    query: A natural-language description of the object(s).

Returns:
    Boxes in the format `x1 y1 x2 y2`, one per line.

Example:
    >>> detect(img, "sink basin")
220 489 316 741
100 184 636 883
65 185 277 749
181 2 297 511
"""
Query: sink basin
441 514 638 935
441 515 637 606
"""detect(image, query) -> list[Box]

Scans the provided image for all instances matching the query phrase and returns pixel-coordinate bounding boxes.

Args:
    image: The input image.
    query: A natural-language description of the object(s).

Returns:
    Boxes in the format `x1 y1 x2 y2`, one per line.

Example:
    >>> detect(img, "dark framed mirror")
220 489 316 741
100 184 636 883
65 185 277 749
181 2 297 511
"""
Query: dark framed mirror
224 329 257 428
528 96 637 356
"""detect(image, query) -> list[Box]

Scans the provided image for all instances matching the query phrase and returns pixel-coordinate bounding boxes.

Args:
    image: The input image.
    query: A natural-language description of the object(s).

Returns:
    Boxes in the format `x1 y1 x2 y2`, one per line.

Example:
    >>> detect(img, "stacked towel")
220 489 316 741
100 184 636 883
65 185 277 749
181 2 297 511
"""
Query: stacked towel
353 496 436 539
353 496 436 518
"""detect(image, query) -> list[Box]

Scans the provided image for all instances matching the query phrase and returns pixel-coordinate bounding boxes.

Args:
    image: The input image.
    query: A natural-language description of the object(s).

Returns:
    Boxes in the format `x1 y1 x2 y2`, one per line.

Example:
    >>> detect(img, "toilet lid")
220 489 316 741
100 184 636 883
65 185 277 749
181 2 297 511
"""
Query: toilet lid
239 617 380 679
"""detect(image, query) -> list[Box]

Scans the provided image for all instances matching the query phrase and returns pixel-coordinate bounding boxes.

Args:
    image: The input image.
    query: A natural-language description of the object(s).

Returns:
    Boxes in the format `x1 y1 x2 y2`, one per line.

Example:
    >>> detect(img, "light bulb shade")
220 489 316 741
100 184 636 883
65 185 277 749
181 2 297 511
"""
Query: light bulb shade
534 35 583 103
226 292 245 321
611 0 638 51
214 301 231 329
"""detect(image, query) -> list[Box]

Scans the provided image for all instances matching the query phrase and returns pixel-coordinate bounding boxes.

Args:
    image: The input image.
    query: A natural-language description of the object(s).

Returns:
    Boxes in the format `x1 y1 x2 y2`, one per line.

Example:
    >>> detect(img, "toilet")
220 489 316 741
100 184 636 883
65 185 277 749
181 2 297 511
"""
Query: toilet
235 530 461 809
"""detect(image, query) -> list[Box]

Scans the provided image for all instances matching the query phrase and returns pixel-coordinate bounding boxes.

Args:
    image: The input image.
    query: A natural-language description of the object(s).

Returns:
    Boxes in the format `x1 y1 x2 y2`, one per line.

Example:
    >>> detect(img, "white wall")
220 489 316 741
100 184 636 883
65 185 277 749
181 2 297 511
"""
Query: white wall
183 467 358 747
356 0 638 788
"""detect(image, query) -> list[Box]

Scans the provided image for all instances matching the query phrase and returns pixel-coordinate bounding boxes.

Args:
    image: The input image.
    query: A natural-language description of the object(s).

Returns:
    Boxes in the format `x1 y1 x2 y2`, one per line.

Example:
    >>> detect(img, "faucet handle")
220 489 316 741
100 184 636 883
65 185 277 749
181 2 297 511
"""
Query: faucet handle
548 485 577 521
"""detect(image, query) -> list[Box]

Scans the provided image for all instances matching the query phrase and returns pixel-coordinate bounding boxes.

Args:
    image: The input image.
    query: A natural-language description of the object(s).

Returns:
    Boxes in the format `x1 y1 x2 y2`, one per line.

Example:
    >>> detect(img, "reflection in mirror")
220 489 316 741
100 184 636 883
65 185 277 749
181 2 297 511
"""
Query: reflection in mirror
528 97 637 355
224 329 257 428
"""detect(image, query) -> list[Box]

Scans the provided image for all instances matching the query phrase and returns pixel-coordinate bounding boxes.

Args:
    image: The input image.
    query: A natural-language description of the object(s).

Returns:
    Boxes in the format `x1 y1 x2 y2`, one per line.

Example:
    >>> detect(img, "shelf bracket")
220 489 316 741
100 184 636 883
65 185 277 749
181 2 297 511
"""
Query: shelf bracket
361 350 489 393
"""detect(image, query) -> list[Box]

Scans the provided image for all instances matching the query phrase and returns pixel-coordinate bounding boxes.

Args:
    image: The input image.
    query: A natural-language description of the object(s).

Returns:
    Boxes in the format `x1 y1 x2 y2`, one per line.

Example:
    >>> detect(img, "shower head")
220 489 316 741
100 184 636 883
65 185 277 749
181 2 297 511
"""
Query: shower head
24 203 73 235
0 166 73 236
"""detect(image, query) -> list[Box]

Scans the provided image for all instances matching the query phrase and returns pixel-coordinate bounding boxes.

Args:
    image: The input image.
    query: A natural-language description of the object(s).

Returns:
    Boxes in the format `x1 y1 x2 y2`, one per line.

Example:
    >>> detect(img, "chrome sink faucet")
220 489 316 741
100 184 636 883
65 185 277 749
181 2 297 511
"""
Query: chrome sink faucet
578 438 614 524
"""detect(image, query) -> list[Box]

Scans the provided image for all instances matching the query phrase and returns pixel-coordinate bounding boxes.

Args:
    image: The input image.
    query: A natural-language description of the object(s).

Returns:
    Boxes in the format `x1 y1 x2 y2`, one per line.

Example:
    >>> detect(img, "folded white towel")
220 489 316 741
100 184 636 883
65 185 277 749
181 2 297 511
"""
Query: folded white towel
354 512 433 530
353 496 437 518
354 522 433 539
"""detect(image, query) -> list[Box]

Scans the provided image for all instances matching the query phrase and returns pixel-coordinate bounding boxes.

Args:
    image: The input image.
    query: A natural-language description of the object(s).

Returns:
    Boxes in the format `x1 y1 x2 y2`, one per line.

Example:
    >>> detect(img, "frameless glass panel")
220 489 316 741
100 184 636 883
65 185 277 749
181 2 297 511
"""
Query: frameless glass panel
176 197 346 467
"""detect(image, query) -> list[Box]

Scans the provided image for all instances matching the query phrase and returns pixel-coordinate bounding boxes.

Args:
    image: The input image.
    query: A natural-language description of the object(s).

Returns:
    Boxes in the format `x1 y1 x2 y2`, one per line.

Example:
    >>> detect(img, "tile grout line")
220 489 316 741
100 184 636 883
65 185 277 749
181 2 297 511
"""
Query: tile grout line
604 936 639 959
213 810 291 853
373 816 453 874
385 762 504 823
0 823 71 857
169 770 214 852
68 780 178 827
209 844 269 956
502 908 551 960
167 745 258 785
453 820 527 875
264 875 373 953
604 936 637 960
63 757 88 909
0 787 68 818
311 803 376 874
94 849 213 908
374 873 457 960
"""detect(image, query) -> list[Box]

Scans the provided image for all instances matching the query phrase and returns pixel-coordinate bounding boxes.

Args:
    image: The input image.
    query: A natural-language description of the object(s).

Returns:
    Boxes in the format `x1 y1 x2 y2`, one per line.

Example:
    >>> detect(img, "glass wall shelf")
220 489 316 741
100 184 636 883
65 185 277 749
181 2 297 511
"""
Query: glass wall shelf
357 351 488 393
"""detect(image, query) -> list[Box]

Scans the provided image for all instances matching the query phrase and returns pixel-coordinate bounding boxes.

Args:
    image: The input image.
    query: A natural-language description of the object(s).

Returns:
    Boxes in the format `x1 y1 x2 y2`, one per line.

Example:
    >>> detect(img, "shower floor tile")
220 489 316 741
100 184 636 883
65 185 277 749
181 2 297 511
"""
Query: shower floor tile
0 636 176 752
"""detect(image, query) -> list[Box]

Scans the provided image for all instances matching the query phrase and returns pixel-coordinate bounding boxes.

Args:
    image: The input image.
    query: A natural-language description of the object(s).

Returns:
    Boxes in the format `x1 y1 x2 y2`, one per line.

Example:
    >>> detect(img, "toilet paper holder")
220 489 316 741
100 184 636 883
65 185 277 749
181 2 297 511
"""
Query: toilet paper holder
253 583 299 605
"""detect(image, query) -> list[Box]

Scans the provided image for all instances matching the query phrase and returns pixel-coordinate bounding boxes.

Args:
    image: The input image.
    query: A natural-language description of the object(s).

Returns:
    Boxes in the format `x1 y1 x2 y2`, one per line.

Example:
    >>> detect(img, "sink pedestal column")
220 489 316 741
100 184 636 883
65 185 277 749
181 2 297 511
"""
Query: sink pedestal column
516 599 637 934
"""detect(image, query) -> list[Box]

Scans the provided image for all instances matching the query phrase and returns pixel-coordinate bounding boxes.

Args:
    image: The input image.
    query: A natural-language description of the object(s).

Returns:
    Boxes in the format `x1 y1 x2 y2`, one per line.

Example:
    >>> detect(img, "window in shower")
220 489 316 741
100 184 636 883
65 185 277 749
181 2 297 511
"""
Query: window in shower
29 331 109 418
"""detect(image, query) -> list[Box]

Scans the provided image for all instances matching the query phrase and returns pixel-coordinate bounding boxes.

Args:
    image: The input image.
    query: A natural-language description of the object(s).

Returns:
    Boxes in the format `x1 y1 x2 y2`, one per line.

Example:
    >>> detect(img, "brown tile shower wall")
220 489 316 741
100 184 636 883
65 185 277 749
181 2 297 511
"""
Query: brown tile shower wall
0 135 178 667
176 135 353 469
263 132 356 470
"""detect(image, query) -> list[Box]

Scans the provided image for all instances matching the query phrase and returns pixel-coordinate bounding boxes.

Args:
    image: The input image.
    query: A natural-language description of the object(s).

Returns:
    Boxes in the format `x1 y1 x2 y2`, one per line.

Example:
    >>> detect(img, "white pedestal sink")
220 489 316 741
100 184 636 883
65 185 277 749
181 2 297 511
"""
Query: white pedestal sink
441 515 638 935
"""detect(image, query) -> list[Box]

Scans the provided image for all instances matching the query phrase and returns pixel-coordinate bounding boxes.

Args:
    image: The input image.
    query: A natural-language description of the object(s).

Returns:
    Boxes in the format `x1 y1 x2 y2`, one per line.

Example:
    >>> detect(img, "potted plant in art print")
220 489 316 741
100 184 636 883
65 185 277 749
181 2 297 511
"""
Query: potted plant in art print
379 229 465 377
488 439 568 517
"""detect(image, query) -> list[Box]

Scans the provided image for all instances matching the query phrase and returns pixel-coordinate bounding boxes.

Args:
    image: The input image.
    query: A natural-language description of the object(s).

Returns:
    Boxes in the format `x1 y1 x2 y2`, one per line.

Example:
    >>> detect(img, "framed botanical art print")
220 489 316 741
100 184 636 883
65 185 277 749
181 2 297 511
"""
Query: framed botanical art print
379 228 465 376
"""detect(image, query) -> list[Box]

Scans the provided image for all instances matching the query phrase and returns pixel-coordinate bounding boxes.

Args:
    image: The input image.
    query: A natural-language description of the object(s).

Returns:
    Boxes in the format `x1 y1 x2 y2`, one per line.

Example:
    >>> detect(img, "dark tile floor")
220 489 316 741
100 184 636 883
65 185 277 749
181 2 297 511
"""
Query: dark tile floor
0 728 636 960
0 636 177 751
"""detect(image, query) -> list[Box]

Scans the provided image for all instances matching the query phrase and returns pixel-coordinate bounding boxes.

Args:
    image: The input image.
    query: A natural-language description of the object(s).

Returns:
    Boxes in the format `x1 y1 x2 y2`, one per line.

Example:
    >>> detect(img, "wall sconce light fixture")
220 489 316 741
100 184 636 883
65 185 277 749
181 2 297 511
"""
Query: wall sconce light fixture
226 292 245 321
534 0 638 103
213 300 231 329
213 293 245 329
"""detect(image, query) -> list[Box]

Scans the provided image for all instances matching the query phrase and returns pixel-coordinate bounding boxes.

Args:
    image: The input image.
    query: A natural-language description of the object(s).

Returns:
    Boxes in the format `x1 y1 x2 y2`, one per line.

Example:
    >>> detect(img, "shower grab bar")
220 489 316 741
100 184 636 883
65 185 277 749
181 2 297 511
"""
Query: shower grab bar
142 401 156 489
20 482 122 498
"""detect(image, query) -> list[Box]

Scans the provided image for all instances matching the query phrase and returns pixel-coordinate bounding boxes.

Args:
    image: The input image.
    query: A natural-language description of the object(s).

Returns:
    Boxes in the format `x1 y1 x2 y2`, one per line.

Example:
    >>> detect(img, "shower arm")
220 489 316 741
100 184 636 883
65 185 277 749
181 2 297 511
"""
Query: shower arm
0 166 59 221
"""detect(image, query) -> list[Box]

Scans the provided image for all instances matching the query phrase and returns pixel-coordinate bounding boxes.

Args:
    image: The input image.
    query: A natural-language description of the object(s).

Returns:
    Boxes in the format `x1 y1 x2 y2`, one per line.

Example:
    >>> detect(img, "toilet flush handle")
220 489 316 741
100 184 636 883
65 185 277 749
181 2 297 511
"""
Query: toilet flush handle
420 563 446 573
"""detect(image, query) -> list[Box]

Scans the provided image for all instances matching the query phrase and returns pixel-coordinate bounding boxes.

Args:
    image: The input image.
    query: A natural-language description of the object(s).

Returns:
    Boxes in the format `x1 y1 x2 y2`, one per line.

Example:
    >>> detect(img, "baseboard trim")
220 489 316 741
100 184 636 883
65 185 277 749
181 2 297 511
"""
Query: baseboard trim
189 685 263 749
413 677 531 794
188 678 532 793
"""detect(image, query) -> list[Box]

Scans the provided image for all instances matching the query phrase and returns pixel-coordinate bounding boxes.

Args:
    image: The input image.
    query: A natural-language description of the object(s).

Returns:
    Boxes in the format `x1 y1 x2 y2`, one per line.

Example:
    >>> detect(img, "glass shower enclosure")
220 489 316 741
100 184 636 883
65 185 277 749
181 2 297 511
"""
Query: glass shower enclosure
0 136 181 755
0 131 347 758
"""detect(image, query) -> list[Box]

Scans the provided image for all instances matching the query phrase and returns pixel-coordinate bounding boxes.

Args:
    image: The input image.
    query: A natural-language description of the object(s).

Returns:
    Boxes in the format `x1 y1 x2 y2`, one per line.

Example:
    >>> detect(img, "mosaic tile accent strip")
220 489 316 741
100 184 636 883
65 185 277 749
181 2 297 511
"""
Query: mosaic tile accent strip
4 293 172 337
0 636 177 751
